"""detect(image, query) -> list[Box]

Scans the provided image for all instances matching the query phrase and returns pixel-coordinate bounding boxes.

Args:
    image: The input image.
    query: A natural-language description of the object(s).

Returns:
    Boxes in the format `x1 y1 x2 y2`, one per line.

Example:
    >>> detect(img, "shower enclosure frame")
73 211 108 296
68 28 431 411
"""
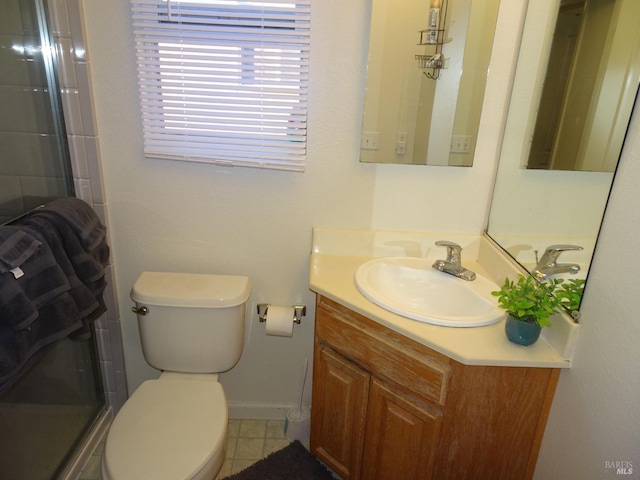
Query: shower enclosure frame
0 0 128 477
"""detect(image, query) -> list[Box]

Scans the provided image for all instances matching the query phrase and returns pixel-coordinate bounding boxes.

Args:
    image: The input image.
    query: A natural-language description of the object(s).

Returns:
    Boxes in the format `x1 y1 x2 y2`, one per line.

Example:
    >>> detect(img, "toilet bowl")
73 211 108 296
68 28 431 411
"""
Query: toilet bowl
101 272 251 480
102 374 227 480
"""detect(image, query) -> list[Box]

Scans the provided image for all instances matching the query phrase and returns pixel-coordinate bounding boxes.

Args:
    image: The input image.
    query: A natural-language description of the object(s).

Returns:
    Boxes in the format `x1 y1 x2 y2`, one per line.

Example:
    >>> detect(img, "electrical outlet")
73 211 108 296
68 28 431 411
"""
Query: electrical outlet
396 132 407 155
450 135 471 153
361 131 380 150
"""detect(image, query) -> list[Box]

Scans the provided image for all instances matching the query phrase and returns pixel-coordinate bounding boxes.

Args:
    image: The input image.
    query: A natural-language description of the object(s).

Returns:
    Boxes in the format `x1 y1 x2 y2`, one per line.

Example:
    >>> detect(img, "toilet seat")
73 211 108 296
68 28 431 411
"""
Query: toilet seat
102 378 227 480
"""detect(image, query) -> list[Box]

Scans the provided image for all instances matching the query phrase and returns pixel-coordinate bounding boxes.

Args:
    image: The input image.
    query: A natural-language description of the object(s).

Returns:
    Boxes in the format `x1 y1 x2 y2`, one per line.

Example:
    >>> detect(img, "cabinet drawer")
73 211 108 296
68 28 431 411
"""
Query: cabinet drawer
316 297 450 406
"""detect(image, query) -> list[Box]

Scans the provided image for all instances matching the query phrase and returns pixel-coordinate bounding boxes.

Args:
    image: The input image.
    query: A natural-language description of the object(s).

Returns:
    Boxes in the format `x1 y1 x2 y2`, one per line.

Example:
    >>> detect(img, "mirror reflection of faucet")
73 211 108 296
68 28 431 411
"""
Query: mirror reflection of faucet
432 240 476 281
532 244 583 281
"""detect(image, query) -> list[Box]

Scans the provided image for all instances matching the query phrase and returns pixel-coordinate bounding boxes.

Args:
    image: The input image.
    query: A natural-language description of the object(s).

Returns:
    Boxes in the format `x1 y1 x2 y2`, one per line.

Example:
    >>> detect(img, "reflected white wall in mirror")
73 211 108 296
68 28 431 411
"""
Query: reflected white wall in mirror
360 0 500 166
487 0 639 290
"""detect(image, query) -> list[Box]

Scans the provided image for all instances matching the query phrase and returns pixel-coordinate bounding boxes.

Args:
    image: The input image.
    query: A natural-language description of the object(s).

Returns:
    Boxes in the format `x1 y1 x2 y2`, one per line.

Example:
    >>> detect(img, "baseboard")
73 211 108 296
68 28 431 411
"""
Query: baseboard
228 402 296 420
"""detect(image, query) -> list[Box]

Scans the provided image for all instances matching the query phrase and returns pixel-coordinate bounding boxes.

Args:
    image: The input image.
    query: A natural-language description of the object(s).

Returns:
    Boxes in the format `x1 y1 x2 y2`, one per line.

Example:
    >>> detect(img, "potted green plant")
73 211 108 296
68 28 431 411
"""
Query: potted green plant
555 278 585 320
491 274 562 346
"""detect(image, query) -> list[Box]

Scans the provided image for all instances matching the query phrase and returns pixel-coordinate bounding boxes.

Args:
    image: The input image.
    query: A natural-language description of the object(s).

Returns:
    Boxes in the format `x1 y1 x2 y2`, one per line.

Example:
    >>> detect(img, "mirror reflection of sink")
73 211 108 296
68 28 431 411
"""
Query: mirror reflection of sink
355 257 505 327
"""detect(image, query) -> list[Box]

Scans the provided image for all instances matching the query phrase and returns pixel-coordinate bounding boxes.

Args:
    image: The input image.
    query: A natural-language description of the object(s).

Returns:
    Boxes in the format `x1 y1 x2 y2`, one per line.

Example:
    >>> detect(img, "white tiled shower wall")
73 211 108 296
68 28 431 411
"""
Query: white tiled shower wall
47 0 128 413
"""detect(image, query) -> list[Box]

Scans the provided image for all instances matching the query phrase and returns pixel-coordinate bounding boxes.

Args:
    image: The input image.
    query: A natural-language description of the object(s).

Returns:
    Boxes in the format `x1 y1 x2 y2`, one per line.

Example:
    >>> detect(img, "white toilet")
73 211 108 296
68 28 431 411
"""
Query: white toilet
102 271 251 480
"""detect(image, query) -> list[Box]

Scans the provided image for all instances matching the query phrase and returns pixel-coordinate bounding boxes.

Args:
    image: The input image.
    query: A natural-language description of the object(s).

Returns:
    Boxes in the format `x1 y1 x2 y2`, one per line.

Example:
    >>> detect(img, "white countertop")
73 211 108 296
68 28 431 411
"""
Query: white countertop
309 228 576 368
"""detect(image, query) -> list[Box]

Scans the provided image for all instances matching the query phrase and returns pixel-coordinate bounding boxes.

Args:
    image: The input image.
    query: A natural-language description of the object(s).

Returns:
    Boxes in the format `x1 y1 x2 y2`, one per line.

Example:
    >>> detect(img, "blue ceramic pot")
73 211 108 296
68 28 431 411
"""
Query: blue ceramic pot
505 315 541 346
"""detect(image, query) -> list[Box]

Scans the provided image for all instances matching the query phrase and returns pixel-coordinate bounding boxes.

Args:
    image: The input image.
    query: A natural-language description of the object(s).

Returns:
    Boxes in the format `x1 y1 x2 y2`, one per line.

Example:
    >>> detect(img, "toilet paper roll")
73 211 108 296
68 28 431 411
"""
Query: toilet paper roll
265 305 295 337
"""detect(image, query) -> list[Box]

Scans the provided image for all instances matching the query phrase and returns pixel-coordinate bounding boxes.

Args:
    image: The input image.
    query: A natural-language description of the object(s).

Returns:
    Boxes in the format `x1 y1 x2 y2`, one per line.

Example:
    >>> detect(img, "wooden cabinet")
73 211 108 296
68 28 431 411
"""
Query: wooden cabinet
361 378 441 480
310 296 560 480
312 345 369 479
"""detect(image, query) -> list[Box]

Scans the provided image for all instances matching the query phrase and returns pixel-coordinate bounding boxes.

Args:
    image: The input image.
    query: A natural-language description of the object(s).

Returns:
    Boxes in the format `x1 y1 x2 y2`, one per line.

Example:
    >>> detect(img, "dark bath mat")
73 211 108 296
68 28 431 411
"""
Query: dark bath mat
226 441 336 480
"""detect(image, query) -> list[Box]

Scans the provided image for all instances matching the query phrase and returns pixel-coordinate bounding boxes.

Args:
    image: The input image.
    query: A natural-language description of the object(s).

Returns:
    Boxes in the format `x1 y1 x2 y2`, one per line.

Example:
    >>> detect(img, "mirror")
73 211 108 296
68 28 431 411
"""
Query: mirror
526 0 639 171
360 0 501 166
487 0 639 309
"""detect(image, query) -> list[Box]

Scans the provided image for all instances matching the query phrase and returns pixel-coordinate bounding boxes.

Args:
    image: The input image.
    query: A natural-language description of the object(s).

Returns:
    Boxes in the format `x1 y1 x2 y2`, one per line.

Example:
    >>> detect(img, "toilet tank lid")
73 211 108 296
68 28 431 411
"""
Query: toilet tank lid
130 272 251 308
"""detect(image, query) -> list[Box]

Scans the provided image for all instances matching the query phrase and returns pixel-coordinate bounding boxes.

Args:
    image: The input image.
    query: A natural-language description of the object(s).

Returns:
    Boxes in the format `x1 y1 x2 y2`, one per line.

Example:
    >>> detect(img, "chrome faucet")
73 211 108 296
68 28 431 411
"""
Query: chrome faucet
432 240 476 281
532 244 583 281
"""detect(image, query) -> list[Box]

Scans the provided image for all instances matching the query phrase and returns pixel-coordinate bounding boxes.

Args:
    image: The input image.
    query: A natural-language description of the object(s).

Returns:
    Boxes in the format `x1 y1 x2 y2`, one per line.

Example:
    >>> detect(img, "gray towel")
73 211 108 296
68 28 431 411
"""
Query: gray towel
30 197 106 251
26 200 109 284
22 219 101 320
0 228 42 271
0 292 83 391
0 197 110 390
0 227 71 331
25 198 109 341
0 226 86 392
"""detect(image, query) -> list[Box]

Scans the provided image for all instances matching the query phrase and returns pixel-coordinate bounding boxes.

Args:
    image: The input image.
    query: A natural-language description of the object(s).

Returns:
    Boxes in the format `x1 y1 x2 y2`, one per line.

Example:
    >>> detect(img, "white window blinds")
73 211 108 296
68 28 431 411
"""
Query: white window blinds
131 0 310 171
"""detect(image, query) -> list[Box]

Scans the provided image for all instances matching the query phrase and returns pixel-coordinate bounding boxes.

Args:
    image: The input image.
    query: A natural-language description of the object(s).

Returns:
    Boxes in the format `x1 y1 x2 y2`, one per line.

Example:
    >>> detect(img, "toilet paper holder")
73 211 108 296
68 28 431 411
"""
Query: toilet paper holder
257 303 306 324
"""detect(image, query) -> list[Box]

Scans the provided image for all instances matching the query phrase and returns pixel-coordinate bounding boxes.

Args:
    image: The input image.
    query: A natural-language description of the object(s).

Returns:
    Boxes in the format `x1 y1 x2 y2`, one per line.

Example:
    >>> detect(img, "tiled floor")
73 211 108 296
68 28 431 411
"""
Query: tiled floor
78 419 290 479
219 419 290 478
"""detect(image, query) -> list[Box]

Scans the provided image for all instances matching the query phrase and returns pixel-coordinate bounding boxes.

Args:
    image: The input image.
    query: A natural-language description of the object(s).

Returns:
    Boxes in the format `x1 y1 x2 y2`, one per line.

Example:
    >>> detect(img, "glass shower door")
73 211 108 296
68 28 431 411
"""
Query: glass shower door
0 0 74 223
0 0 106 478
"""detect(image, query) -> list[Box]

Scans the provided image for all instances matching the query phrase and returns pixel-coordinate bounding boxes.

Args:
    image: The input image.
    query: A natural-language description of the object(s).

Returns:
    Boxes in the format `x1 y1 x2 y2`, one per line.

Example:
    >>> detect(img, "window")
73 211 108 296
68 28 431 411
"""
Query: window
131 0 310 171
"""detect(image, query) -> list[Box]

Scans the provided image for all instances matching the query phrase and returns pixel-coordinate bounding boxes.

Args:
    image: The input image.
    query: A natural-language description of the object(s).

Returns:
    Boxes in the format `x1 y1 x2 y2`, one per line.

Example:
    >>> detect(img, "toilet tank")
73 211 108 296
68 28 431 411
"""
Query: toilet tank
130 272 251 373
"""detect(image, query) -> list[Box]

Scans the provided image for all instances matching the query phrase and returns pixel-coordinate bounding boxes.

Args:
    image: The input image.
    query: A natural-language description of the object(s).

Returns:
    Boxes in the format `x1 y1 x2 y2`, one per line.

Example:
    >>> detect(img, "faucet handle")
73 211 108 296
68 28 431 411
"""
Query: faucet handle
435 240 460 248
541 244 583 262
544 244 583 253
435 240 461 262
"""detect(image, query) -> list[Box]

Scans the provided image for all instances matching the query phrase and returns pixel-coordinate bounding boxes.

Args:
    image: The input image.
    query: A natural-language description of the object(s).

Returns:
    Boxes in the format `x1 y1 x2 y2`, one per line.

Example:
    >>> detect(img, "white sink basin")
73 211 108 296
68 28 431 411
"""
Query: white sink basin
355 257 505 327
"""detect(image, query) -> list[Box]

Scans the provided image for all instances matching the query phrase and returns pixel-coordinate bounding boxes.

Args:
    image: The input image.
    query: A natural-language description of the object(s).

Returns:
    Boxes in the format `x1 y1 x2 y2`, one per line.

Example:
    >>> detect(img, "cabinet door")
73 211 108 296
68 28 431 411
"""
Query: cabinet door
311 344 369 480
361 378 442 480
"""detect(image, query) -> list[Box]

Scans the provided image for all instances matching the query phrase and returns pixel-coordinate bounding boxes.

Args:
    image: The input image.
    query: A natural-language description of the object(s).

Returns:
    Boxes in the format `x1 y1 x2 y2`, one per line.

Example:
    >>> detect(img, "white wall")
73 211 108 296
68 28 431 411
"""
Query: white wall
533 99 640 479
81 0 640 475
81 0 524 413
82 0 378 411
